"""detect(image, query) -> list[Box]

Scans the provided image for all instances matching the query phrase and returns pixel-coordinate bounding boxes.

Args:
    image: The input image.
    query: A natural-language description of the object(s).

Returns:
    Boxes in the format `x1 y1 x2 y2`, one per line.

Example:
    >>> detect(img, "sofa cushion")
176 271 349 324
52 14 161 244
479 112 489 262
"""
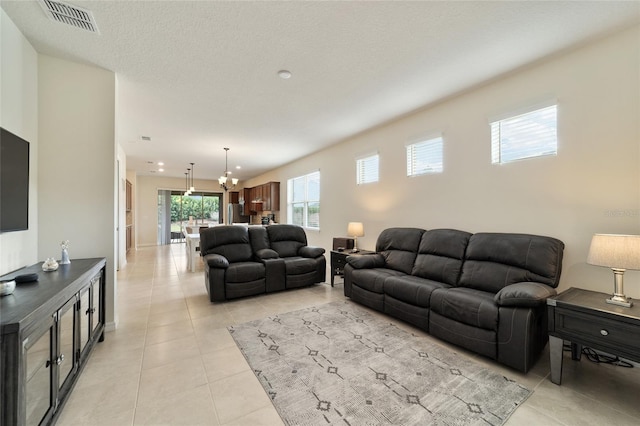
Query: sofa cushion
267 225 307 257
283 257 318 275
411 229 471 285
350 268 405 294
459 233 564 293
375 227 425 274
384 275 450 308
200 226 253 263
430 287 499 331
225 261 265 283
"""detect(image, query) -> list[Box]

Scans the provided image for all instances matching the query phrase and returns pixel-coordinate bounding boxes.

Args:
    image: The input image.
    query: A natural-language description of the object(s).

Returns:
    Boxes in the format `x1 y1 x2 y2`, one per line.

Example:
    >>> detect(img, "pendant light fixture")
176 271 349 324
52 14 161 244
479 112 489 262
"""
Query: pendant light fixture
218 148 238 191
183 172 189 197
189 162 195 193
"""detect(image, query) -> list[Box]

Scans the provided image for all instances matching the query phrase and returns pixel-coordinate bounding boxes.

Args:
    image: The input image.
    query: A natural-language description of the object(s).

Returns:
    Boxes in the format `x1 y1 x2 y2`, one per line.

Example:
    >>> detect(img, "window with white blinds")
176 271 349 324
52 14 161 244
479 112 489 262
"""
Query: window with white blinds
406 137 443 176
356 154 379 185
287 171 320 229
491 104 557 164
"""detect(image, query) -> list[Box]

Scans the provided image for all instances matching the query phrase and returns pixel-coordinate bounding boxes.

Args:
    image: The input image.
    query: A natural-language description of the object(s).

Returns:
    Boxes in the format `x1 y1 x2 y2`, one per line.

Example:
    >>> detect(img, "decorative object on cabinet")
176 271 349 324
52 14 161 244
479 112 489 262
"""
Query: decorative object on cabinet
587 233 640 307
42 257 59 271
14 273 39 283
1 258 106 426
347 222 364 252
219 147 238 191
332 237 354 250
0 279 16 296
60 240 71 264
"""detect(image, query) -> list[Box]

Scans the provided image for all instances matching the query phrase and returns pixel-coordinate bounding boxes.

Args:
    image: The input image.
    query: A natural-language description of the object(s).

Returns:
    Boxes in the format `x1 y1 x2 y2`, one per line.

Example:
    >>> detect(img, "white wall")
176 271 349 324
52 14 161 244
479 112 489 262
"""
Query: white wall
38 55 117 329
0 10 38 275
245 25 640 298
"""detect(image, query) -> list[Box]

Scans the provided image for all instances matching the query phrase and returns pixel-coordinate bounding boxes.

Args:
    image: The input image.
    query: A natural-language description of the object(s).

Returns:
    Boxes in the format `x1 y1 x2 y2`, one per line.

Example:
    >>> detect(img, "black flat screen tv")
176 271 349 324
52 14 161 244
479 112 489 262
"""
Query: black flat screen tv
1 127 30 232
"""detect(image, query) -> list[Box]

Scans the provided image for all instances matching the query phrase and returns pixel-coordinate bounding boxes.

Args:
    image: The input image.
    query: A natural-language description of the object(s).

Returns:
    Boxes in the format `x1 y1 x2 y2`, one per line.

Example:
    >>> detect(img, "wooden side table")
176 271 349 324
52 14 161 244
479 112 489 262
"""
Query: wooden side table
330 249 376 287
547 287 640 385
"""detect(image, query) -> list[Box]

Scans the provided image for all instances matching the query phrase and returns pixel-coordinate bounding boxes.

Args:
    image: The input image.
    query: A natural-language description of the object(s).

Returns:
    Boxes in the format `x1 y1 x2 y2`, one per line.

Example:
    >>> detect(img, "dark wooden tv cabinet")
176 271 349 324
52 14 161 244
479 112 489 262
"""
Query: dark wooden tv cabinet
0 258 106 426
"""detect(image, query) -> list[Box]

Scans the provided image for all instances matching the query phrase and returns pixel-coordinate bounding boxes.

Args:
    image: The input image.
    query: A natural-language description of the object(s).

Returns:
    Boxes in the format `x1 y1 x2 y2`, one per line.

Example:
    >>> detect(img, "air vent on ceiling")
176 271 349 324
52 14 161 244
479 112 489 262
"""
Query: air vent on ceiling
38 0 99 34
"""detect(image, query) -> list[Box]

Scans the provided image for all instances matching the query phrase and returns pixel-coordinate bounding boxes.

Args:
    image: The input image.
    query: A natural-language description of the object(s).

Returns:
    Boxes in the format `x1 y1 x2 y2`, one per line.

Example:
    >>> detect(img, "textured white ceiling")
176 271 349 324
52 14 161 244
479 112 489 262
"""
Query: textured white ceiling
2 1 639 180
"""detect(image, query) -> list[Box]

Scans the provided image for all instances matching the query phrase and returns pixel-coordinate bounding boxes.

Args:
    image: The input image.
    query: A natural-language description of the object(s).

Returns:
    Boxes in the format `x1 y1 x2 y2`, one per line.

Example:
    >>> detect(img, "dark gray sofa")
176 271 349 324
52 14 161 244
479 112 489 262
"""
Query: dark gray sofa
344 227 564 372
200 224 326 302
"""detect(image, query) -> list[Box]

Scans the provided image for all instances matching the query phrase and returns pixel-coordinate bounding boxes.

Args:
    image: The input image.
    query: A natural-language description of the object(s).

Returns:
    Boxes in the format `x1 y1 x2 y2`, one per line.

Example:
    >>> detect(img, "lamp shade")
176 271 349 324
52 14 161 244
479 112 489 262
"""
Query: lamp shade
347 222 364 238
587 234 640 270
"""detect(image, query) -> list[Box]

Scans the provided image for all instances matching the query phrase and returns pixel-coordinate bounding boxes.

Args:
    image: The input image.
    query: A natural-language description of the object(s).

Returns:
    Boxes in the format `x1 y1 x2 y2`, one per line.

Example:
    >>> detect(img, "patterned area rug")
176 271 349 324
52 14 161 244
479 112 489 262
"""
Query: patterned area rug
228 301 531 425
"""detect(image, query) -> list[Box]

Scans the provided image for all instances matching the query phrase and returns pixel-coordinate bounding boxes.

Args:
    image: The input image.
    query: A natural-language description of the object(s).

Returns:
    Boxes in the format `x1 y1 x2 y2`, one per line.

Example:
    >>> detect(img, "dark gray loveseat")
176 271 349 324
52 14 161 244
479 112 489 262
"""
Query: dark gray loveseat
344 228 564 372
200 224 326 302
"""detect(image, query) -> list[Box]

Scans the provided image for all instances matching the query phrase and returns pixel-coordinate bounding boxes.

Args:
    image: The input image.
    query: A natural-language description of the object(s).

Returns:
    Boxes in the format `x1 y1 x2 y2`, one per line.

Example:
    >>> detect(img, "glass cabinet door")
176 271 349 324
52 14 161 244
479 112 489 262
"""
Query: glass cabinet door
57 298 76 393
90 275 101 335
79 287 90 354
24 321 54 426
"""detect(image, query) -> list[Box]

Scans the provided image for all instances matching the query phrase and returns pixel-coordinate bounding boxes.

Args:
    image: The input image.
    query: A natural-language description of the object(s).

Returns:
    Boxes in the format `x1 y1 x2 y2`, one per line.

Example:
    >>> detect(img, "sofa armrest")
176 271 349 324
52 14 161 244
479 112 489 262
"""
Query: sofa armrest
347 253 385 269
299 246 325 258
494 282 557 307
255 248 279 260
204 254 229 269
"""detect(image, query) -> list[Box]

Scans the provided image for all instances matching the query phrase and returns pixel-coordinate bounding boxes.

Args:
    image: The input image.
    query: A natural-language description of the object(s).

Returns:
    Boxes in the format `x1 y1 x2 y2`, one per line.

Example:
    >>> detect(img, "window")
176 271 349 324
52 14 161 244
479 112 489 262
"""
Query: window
406 137 443 176
356 154 379 184
287 171 320 229
491 104 557 164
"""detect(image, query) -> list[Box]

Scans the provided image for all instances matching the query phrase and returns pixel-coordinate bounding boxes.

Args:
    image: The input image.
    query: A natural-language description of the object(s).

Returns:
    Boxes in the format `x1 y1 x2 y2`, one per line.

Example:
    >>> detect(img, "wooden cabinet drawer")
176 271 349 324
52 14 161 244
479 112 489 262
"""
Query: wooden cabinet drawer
555 308 640 354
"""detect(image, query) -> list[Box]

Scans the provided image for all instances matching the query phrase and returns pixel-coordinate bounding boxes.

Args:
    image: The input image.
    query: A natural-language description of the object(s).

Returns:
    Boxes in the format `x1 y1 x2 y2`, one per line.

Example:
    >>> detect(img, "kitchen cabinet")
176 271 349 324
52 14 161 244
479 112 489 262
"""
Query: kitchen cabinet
240 188 252 215
261 182 280 211
229 191 240 204
240 182 281 214
1 258 106 426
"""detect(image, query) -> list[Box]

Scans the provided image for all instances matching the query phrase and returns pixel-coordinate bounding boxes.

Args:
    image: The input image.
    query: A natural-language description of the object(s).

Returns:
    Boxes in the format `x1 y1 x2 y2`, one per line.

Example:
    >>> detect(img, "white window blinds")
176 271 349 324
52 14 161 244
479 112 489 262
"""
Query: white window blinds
406 137 443 176
356 154 379 185
491 104 557 164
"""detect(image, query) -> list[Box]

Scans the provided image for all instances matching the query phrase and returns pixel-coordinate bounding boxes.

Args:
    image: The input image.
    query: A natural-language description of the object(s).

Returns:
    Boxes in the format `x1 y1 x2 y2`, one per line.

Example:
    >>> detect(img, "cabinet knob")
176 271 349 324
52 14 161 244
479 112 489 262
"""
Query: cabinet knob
600 329 609 336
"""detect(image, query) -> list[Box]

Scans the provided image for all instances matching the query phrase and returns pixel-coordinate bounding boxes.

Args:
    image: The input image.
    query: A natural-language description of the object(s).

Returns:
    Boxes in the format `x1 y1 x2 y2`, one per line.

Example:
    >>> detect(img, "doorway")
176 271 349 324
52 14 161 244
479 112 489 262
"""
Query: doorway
157 190 223 245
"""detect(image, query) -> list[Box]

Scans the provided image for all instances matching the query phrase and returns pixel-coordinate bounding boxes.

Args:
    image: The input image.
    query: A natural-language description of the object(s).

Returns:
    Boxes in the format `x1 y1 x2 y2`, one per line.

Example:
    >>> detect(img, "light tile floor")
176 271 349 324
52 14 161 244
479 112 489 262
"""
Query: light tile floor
57 245 640 425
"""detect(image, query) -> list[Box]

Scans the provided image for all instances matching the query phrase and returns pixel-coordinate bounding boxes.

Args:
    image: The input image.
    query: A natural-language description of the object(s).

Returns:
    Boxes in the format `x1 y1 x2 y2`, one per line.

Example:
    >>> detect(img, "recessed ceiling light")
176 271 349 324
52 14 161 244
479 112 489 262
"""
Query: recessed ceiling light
278 70 292 79
158 162 164 166
158 168 164 172
236 166 241 169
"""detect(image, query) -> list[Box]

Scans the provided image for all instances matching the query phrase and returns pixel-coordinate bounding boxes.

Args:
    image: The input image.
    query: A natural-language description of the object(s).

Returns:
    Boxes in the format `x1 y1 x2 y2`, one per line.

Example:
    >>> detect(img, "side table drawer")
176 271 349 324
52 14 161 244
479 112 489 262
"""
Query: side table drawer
555 308 640 354
334 256 346 268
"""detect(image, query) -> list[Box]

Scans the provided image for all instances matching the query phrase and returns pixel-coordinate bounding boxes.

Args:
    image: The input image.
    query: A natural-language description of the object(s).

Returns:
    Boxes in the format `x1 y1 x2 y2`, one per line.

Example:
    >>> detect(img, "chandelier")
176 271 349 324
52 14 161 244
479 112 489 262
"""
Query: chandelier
218 147 238 191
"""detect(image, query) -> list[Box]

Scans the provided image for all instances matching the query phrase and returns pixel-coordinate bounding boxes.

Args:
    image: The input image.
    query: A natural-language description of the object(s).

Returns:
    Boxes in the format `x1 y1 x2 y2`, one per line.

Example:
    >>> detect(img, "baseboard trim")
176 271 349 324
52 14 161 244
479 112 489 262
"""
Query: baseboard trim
104 321 117 332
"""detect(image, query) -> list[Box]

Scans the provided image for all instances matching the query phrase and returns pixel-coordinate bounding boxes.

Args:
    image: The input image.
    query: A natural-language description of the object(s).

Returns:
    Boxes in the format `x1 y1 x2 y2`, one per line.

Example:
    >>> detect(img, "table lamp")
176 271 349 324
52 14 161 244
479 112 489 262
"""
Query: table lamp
347 222 364 252
587 233 640 307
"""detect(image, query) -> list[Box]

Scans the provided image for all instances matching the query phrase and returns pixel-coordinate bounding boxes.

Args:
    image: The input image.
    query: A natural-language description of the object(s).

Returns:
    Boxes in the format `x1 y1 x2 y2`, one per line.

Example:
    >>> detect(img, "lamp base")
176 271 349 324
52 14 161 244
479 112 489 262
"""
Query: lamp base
606 295 633 308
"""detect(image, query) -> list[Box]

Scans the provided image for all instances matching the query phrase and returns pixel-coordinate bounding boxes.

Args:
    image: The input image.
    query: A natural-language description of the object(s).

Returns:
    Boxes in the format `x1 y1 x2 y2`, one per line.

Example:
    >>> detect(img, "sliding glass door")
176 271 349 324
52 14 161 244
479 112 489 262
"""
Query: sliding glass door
157 190 223 245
